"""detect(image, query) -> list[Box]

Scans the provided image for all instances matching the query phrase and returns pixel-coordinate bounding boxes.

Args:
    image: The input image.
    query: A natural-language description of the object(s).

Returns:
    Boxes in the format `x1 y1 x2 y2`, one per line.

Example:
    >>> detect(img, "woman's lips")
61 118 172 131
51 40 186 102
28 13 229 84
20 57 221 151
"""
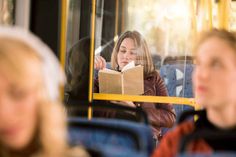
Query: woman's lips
0 127 21 138
121 61 128 64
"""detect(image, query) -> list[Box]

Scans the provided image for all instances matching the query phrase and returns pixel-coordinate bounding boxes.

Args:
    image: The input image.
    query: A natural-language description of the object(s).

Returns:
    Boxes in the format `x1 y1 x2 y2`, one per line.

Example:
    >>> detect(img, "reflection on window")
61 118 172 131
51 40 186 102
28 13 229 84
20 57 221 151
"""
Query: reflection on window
66 0 81 52
125 0 193 58
93 0 195 99
0 0 14 25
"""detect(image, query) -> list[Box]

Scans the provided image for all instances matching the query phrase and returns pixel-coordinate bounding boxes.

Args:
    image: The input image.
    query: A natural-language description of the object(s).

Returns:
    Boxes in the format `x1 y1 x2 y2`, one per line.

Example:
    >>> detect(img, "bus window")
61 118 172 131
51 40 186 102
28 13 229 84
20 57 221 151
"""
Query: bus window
0 0 15 25
64 0 92 104
93 0 195 99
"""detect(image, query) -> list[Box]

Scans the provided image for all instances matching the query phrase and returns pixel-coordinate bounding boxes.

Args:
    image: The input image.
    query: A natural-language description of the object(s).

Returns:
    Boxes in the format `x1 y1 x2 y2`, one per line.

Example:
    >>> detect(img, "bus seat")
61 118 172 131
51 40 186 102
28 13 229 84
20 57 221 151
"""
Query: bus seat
152 54 162 70
68 118 154 157
159 63 195 135
159 63 194 98
162 56 194 65
67 102 149 124
85 146 148 157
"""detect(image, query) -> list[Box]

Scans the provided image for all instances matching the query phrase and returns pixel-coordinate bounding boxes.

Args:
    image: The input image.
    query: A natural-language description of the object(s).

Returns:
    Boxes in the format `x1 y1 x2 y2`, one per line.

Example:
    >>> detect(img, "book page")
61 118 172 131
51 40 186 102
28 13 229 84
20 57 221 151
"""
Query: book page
121 61 135 72
98 70 122 94
99 68 120 74
98 62 143 95
122 65 144 95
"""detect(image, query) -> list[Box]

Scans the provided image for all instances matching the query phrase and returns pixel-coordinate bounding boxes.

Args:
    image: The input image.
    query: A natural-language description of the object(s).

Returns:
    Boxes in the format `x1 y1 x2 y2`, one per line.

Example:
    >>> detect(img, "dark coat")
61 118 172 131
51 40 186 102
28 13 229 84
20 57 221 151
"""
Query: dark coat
152 110 236 157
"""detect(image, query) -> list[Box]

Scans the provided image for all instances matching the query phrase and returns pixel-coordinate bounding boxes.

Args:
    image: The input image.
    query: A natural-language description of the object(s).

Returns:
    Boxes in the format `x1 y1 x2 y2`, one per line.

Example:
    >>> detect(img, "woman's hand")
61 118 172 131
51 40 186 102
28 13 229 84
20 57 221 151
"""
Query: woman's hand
110 101 136 108
94 56 106 70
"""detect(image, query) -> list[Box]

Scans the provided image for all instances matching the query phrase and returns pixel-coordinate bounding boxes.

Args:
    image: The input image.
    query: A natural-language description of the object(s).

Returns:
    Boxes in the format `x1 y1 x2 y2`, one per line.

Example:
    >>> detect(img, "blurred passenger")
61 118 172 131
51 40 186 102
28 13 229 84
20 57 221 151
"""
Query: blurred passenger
0 27 88 157
65 37 90 104
152 29 236 157
94 30 176 141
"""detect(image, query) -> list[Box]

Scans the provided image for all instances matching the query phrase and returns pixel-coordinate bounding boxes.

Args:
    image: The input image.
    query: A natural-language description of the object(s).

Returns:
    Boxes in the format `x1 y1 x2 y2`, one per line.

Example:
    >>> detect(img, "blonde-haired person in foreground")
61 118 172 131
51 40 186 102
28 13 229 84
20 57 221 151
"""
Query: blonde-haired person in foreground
0 26 88 157
152 29 236 157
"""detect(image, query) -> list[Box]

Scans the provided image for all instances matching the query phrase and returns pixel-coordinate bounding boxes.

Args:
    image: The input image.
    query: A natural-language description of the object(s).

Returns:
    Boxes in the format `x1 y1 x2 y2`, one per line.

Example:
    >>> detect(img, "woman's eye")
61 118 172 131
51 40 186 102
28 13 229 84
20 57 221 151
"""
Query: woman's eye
8 88 27 100
130 51 137 55
211 60 222 68
119 50 126 53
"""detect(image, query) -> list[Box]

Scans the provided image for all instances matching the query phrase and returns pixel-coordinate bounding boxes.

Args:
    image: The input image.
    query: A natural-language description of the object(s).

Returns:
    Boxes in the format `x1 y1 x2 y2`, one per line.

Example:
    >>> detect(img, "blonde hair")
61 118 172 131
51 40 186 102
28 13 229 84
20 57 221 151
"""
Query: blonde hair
0 38 68 157
194 29 236 55
111 30 155 76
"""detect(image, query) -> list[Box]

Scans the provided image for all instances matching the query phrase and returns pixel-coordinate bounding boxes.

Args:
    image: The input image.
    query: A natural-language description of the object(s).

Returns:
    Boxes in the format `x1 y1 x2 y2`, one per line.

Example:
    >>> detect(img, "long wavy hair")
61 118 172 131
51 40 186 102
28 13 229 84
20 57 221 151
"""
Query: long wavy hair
111 30 155 76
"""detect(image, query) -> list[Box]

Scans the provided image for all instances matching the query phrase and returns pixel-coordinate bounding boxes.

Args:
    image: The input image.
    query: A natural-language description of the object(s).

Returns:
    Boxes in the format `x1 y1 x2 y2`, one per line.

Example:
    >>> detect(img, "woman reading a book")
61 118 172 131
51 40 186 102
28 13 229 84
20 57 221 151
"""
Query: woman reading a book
94 30 176 142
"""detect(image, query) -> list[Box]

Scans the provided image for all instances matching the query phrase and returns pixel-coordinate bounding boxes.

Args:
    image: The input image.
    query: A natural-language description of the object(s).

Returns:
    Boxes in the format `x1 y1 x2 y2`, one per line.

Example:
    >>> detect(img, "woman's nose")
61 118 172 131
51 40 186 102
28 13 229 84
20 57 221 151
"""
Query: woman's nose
0 97 14 121
124 53 130 60
196 67 210 81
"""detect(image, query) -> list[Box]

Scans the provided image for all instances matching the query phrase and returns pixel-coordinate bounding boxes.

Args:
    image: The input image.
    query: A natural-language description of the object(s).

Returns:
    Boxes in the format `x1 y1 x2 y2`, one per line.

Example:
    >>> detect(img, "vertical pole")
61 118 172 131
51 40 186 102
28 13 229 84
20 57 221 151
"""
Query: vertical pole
218 0 230 29
88 0 97 119
208 0 213 29
59 0 68 68
59 0 68 100
115 0 119 36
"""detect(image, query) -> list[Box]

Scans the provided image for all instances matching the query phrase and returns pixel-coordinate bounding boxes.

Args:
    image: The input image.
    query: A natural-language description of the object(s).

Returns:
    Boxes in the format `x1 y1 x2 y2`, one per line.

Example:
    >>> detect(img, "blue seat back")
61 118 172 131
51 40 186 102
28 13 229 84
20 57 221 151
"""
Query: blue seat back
152 54 162 70
160 64 195 135
160 64 194 98
68 118 154 157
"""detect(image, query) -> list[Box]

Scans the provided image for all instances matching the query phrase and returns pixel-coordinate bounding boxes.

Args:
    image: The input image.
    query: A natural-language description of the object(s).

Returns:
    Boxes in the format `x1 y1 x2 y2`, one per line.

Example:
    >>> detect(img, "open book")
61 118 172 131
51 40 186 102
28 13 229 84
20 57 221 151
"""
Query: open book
98 61 144 95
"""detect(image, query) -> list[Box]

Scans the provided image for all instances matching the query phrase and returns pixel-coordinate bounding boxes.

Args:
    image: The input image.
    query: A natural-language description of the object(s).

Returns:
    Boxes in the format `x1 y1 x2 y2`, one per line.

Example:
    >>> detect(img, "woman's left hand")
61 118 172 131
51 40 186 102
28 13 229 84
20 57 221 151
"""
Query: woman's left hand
110 101 136 108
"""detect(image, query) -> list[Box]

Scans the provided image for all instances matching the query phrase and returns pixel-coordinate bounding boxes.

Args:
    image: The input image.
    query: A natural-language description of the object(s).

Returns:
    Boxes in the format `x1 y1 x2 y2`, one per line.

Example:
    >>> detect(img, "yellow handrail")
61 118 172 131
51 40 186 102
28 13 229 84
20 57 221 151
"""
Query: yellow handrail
93 93 200 110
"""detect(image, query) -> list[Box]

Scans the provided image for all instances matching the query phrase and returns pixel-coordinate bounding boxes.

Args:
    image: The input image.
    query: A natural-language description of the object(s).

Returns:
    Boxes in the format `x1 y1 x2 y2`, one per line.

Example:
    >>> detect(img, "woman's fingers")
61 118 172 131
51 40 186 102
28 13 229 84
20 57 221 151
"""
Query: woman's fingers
110 101 136 108
94 56 106 70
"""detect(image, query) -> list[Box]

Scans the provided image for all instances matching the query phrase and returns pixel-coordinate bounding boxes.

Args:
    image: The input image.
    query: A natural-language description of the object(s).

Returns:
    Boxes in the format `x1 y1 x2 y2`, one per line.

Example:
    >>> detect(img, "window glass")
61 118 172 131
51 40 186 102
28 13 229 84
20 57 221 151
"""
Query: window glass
94 0 195 99
230 1 236 31
0 0 15 25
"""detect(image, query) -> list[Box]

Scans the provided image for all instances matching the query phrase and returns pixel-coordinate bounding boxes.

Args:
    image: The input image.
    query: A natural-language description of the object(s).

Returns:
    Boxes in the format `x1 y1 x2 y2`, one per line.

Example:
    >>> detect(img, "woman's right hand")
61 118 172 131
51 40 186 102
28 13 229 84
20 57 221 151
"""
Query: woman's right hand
110 101 136 108
94 56 106 70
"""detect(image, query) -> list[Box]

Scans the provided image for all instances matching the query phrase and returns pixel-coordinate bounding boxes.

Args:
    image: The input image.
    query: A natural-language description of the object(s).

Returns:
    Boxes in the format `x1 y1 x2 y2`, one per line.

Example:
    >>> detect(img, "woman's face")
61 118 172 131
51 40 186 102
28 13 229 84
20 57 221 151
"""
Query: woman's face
0 70 39 150
193 37 236 109
117 38 138 70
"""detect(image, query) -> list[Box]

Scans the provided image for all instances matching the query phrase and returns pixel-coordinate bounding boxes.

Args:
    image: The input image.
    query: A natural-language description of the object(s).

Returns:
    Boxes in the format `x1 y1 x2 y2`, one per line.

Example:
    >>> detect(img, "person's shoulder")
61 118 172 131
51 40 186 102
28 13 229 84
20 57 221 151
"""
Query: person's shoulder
151 121 195 157
67 146 90 157
162 121 194 141
172 121 195 136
